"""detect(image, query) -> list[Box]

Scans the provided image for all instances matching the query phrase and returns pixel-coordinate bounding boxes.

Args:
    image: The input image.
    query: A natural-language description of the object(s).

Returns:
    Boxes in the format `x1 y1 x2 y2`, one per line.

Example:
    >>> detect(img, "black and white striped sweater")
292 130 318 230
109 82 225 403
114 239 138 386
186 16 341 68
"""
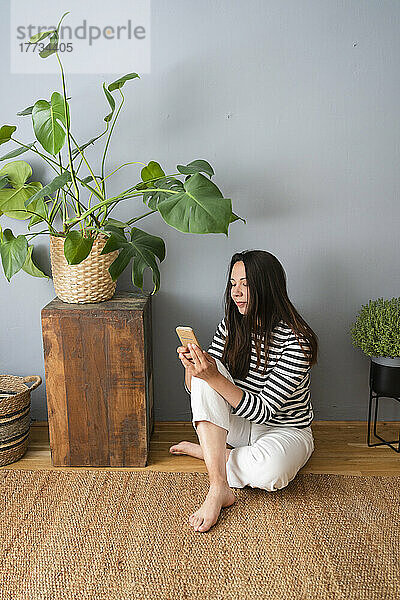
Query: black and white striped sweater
184 318 314 428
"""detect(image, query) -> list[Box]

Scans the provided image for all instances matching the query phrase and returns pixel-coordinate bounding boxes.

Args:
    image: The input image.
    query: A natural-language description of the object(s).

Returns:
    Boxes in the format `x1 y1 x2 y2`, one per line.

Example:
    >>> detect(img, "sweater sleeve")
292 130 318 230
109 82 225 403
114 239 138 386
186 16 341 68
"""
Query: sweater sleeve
206 318 227 361
183 318 226 395
231 337 311 424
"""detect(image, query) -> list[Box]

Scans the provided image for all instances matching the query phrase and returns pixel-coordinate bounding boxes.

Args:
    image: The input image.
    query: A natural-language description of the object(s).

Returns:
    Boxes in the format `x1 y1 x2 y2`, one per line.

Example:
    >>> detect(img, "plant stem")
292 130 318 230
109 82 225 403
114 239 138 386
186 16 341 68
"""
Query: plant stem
100 88 125 200
56 52 81 225
100 161 147 185
63 154 84 194
97 170 183 226
50 156 63 228
25 230 53 239
48 198 63 225
11 209 57 232
107 172 182 203
126 210 156 225
11 138 60 173
67 187 180 225
11 139 100 213
69 132 104 199
98 200 120 227
92 160 147 209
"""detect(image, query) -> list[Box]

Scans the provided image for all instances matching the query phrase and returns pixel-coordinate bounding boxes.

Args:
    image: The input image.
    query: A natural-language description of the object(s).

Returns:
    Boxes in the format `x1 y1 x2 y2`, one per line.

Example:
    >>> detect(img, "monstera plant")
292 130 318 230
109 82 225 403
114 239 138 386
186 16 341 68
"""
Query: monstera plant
0 12 245 296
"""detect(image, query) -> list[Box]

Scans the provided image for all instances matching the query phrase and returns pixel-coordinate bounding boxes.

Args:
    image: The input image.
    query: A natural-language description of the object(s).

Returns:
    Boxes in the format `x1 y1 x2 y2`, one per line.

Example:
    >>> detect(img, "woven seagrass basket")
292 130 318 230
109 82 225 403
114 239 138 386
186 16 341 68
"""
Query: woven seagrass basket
49 232 119 304
0 375 42 467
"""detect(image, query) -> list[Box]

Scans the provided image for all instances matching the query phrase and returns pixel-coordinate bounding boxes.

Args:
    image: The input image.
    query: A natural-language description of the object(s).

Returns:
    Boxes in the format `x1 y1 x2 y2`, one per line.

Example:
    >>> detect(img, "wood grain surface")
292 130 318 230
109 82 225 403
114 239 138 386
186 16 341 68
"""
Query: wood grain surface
3 421 400 475
41 293 154 467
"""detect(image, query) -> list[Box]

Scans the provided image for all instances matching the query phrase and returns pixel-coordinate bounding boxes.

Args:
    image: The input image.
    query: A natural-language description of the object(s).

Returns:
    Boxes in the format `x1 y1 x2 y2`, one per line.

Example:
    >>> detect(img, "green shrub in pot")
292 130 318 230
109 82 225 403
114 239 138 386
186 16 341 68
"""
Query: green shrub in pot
0 12 245 295
350 297 400 364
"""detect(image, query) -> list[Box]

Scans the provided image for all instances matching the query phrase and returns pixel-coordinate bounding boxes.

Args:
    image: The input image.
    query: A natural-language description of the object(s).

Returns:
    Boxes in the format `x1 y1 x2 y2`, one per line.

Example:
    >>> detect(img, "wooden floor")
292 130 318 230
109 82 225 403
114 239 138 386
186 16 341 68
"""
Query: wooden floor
2 421 399 475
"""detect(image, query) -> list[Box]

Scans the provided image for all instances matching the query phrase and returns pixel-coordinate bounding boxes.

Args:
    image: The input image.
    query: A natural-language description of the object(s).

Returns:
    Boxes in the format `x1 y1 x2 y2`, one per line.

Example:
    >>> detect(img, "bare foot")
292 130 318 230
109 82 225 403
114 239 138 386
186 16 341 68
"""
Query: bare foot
169 441 231 463
188 484 237 532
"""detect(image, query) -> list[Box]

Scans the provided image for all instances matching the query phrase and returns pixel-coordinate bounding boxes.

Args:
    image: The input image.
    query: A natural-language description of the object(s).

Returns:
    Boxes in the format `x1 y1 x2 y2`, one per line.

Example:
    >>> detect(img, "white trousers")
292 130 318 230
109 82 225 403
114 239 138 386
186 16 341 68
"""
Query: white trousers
190 358 315 492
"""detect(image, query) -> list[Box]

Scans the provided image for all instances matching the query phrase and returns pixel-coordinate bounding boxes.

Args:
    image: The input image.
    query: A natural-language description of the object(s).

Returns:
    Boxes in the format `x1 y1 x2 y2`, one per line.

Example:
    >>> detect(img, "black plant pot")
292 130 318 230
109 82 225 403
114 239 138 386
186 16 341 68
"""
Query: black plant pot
370 357 400 397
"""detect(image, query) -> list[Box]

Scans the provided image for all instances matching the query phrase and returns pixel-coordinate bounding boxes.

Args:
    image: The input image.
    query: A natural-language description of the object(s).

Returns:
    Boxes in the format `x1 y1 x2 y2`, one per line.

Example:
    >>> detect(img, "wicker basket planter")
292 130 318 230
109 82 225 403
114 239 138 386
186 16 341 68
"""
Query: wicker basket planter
0 375 42 467
49 233 119 304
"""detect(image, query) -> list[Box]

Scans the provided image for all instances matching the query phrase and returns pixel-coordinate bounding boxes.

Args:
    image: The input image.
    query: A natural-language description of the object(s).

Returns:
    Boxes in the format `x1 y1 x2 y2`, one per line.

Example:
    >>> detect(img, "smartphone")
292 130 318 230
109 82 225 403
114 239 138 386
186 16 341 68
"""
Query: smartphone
176 326 202 350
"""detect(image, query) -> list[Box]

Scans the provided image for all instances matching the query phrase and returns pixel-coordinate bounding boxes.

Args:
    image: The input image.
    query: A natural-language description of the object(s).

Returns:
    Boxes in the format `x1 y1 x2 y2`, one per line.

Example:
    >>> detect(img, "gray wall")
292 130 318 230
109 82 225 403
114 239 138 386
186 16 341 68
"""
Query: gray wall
1 1 399 423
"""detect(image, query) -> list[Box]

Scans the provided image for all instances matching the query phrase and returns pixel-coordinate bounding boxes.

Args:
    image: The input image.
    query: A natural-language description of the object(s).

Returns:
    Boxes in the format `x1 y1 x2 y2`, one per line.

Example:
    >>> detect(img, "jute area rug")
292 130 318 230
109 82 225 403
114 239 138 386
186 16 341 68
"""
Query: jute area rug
0 470 398 600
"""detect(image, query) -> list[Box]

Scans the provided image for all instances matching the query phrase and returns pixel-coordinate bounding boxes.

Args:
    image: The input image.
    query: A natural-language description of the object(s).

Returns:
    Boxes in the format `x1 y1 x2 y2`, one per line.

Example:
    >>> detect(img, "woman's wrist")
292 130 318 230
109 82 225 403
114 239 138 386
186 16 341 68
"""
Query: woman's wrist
206 372 244 409
206 370 223 386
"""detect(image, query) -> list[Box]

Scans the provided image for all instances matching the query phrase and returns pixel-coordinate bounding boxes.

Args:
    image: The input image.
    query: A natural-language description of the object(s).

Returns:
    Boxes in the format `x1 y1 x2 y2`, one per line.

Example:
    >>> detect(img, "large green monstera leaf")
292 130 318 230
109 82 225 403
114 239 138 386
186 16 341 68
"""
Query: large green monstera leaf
32 91 69 155
155 172 233 235
140 172 184 211
0 161 42 220
100 225 166 294
0 228 28 280
137 162 244 235
21 245 49 278
128 227 165 293
0 228 48 281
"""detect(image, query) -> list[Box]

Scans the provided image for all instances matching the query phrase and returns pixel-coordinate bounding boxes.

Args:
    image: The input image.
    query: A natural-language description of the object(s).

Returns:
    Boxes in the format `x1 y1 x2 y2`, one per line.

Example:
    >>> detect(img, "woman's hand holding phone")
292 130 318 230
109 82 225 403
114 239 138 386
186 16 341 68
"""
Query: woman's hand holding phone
176 326 199 366
178 343 219 383
176 345 194 363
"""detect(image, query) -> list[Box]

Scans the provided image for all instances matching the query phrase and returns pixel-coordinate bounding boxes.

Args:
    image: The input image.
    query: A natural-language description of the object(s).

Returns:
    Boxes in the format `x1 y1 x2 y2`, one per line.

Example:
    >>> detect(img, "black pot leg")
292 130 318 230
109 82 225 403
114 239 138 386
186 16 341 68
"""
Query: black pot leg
367 390 400 453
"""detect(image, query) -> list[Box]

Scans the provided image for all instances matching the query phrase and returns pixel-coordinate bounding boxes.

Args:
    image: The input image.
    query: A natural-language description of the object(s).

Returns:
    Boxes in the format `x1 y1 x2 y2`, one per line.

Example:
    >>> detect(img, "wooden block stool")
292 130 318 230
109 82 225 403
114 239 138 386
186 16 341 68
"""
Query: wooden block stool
41 291 154 467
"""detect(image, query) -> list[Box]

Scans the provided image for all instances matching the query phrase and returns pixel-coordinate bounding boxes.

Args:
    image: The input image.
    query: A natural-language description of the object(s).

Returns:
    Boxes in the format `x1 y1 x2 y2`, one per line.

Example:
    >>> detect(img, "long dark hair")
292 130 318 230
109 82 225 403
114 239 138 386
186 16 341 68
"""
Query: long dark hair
221 250 318 380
